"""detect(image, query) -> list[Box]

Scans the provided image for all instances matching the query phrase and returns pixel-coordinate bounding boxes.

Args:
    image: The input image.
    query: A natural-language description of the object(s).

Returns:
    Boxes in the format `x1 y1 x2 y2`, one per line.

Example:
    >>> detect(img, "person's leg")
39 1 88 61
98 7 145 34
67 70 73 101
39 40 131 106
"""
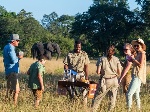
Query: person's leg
82 88 88 106
13 79 20 105
108 78 118 111
11 73 20 105
34 89 43 107
135 78 141 110
32 89 36 105
6 72 20 105
6 75 11 100
126 75 139 110
77 74 88 106
91 79 106 112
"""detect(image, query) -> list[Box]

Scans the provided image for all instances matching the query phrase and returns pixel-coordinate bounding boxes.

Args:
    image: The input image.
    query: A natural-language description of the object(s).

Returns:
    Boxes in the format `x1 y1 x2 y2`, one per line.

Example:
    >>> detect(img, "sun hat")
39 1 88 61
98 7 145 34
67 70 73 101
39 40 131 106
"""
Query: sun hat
8 34 20 41
131 38 146 51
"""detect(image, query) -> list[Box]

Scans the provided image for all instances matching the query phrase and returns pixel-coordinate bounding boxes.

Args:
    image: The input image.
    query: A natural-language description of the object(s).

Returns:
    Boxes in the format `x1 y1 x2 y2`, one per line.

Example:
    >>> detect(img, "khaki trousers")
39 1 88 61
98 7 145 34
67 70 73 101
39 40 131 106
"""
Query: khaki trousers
92 77 118 112
76 73 88 105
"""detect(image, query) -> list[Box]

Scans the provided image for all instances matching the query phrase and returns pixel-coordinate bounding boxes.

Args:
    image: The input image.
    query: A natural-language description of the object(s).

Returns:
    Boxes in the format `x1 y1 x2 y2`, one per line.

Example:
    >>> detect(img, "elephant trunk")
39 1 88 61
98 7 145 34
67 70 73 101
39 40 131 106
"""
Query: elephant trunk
56 51 61 60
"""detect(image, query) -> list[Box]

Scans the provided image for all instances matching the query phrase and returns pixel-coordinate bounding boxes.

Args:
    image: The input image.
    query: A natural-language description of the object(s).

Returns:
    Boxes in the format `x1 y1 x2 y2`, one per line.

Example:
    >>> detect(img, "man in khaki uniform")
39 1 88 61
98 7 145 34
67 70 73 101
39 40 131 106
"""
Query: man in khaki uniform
63 40 90 105
91 45 122 112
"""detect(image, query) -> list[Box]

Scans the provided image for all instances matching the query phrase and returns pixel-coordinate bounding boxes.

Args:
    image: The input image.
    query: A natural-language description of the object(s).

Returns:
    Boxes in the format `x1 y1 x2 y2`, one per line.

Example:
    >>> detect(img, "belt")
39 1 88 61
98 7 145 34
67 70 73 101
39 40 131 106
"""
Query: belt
77 71 83 73
104 76 117 79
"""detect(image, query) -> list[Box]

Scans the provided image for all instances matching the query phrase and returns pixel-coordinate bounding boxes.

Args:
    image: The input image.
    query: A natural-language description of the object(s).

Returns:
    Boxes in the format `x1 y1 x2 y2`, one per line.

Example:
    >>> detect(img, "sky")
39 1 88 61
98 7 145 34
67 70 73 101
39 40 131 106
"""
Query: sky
0 0 139 22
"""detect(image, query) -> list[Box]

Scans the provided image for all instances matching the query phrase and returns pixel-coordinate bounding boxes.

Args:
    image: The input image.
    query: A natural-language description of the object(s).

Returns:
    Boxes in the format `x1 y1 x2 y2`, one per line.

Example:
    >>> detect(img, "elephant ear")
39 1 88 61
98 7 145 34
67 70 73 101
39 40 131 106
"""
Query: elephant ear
31 43 38 59
31 42 45 60
37 42 44 55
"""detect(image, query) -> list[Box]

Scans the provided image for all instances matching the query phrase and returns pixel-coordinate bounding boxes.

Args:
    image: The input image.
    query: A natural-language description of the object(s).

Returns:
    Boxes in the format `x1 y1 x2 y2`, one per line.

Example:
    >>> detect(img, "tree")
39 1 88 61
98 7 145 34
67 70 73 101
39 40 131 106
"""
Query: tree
41 12 74 36
71 4 144 57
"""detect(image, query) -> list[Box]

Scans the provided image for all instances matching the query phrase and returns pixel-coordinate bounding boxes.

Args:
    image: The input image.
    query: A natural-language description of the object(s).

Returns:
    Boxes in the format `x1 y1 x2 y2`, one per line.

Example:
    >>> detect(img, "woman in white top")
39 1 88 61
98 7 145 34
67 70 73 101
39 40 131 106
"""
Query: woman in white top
126 38 146 111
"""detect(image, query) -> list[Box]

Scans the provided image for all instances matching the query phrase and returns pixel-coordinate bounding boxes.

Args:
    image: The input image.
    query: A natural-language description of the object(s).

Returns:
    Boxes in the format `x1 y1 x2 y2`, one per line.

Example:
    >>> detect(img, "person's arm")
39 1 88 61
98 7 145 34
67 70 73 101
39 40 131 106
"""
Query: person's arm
96 57 103 74
27 70 30 75
63 54 69 70
132 52 145 68
9 46 19 64
119 61 132 83
38 74 44 91
84 53 90 80
96 66 101 75
84 64 89 80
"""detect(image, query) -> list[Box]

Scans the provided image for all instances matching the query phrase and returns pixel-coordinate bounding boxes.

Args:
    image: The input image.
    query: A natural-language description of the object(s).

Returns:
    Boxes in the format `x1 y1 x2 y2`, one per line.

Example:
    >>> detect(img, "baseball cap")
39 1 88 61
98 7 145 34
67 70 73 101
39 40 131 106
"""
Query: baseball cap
8 34 20 41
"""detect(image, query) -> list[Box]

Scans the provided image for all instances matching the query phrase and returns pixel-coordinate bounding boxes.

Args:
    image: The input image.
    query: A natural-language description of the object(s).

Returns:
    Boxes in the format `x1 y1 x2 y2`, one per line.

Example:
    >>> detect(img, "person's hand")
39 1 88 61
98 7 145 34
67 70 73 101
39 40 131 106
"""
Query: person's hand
118 78 122 85
18 55 23 59
85 76 88 80
126 55 134 62
85 79 90 84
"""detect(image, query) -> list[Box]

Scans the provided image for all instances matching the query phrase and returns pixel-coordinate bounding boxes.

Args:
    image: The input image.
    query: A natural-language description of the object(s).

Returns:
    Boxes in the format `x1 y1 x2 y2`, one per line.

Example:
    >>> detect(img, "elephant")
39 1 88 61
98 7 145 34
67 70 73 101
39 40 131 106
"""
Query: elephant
31 42 44 59
31 41 61 60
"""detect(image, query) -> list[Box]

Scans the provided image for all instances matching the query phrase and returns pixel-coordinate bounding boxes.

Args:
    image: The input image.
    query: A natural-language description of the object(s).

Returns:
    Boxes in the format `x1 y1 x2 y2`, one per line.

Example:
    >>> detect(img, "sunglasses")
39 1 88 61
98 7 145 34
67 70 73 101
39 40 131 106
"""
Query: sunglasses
123 49 129 51
134 45 139 48
16 40 20 42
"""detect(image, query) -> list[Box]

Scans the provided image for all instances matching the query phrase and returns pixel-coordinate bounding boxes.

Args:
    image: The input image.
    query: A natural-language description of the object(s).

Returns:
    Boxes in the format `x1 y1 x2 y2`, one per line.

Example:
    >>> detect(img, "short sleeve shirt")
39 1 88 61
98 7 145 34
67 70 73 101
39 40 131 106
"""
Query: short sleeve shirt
96 56 122 76
28 61 45 89
63 50 90 72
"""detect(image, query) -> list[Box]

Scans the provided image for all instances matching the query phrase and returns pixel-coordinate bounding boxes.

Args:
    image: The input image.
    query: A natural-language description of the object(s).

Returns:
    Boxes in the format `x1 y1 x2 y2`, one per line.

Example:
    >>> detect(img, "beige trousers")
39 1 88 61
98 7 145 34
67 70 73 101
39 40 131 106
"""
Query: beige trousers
91 77 118 112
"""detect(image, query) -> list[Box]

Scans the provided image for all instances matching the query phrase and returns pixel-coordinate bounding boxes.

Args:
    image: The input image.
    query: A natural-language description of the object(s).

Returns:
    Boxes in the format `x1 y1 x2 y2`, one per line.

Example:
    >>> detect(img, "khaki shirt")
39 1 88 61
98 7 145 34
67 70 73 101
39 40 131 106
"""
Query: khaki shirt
63 50 90 72
96 56 122 78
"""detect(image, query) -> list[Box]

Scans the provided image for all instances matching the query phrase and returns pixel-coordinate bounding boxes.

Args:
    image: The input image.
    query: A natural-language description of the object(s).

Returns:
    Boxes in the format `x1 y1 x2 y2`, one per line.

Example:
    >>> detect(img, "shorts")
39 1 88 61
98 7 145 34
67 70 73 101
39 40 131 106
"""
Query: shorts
6 72 20 91
32 89 43 100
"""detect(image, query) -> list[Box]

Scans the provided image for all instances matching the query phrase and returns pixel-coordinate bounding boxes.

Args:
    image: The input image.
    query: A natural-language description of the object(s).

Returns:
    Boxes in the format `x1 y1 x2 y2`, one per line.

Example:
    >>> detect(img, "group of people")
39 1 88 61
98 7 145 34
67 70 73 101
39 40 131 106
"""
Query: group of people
3 34 47 107
3 34 147 112
92 39 146 112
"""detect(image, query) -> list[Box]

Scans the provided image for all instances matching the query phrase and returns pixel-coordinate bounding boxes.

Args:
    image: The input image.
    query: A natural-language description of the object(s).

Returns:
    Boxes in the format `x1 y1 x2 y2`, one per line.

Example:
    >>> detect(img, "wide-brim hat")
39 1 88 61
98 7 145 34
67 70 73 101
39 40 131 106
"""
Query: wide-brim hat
8 34 20 42
131 38 146 51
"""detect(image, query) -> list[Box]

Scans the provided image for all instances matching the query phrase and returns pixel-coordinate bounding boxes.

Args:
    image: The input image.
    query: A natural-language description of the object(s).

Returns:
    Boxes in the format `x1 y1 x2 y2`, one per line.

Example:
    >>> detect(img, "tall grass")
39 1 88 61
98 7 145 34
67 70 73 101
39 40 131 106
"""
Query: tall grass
0 57 150 112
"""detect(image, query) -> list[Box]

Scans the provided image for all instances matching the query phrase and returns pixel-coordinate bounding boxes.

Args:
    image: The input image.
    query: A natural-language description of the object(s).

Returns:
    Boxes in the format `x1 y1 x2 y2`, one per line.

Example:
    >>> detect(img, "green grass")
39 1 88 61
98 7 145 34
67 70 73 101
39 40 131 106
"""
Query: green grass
0 73 150 112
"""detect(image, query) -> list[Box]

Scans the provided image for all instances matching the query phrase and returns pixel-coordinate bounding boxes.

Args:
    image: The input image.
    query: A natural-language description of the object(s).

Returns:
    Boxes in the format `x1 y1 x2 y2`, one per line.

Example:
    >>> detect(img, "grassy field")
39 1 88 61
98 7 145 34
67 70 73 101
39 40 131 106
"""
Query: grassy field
0 57 150 112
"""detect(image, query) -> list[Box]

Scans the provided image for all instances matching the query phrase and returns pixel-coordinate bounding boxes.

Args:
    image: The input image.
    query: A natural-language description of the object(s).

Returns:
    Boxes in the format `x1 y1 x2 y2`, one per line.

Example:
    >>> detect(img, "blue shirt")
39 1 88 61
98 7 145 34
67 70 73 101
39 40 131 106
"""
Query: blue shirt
3 43 19 75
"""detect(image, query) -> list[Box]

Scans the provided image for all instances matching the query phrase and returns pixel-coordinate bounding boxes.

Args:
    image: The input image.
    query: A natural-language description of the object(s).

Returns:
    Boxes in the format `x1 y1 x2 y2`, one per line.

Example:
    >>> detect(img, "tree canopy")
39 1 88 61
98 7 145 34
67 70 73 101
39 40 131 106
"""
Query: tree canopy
0 0 150 60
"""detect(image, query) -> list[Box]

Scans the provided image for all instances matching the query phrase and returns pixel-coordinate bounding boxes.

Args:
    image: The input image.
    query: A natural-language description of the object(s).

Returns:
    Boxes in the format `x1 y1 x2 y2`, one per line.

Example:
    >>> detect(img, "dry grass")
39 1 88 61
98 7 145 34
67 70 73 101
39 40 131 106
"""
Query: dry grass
0 57 97 76
1 57 149 75
0 57 150 112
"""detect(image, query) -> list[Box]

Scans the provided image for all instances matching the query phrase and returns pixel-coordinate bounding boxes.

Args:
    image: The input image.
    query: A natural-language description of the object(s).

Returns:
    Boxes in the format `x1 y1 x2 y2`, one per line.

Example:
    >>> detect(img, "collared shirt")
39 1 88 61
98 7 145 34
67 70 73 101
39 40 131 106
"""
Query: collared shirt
3 43 19 75
63 50 90 72
96 56 122 78
28 61 45 89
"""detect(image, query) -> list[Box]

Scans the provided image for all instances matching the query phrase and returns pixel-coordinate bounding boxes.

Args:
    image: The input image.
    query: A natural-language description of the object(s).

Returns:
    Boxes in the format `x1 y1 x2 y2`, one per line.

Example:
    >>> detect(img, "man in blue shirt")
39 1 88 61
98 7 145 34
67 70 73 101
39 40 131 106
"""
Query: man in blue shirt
3 34 23 105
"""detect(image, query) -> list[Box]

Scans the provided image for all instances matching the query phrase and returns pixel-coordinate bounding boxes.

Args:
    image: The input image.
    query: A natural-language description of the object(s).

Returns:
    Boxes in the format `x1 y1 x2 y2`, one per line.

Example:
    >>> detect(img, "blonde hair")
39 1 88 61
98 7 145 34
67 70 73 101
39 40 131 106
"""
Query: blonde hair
124 43 136 56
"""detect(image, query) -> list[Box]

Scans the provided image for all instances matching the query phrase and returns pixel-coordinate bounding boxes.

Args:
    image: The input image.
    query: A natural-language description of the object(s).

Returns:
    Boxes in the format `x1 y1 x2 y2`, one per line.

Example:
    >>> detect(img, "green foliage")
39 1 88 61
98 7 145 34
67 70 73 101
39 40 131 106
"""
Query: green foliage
0 2 150 60
71 3 145 57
